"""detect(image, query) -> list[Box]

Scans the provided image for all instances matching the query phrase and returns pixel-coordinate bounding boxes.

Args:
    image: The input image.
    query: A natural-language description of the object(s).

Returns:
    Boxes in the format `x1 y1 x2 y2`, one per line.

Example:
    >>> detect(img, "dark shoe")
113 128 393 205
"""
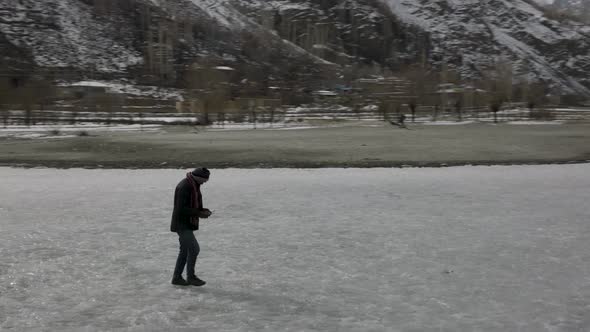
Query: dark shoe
171 276 189 286
187 276 206 287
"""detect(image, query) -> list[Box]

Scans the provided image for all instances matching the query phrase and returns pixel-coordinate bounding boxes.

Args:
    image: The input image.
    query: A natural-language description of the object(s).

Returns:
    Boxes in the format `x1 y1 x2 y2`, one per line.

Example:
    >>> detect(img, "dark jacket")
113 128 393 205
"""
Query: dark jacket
170 178 204 232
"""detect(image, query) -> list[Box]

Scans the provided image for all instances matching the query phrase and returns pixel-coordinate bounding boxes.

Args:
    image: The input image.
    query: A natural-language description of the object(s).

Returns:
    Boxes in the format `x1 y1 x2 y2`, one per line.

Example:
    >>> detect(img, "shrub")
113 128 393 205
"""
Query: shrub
529 109 555 120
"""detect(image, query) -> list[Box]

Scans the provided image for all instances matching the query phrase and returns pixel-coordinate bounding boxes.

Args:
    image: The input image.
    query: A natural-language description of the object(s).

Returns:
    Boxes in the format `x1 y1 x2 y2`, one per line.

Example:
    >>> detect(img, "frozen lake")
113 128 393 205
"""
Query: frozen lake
1 165 589 331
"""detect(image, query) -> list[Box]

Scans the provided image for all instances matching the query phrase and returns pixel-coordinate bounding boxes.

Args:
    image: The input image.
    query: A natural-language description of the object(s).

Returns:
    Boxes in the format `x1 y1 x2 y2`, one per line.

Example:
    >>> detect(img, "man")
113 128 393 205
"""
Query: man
389 114 408 129
170 167 212 286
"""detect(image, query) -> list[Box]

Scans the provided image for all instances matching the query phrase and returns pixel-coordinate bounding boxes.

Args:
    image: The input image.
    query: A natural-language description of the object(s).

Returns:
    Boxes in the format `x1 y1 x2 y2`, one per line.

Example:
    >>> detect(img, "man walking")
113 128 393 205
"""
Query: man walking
170 167 212 286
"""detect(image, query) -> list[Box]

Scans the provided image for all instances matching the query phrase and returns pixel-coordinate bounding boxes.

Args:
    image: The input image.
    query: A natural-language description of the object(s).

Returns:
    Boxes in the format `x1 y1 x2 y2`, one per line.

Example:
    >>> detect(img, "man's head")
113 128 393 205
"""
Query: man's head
191 167 210 184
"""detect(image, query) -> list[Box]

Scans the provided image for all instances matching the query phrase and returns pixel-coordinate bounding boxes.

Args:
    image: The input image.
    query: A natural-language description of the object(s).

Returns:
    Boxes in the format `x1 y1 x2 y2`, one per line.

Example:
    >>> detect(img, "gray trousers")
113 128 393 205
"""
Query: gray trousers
173 230 200 278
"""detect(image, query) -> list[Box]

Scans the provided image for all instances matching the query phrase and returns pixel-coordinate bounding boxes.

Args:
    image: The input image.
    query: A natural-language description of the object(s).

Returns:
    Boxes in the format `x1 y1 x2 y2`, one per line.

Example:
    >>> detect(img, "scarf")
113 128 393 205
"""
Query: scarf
186 172 202 227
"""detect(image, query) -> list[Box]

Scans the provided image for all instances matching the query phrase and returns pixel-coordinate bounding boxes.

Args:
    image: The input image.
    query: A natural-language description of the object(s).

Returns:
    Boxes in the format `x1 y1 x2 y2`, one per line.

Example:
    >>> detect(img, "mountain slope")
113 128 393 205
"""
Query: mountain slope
0 0 344 88
0 0 589 98
0 0 143 74
380 0 590 96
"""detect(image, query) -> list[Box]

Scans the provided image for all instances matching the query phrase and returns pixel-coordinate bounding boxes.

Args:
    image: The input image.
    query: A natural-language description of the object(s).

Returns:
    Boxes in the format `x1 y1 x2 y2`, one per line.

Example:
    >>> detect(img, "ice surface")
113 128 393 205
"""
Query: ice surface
1 165 589 331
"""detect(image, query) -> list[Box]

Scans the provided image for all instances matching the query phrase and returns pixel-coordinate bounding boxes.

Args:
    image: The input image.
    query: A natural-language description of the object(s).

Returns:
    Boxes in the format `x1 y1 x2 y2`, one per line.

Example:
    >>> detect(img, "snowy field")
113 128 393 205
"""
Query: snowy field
1 165 589 331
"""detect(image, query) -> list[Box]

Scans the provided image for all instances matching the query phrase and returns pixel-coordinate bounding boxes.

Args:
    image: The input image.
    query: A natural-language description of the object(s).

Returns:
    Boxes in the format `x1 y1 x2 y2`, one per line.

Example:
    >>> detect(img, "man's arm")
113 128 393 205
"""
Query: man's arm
176 185 209 217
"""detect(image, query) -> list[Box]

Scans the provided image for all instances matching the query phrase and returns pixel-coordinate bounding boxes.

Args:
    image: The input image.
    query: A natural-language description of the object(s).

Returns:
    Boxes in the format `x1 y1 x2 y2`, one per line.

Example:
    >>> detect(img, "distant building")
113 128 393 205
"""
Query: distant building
57 81 109 99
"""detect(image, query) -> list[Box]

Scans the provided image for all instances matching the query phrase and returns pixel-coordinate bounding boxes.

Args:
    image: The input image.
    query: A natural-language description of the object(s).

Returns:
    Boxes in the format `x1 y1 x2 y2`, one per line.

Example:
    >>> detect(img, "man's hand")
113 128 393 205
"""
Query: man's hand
198 209 212 218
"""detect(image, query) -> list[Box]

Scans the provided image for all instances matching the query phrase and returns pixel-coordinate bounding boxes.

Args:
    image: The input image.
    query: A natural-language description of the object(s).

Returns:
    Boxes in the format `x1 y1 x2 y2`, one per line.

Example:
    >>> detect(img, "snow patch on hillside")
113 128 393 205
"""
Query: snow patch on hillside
0 0 143 72
188 0 253 29
241 0 313 11
58 80 184 100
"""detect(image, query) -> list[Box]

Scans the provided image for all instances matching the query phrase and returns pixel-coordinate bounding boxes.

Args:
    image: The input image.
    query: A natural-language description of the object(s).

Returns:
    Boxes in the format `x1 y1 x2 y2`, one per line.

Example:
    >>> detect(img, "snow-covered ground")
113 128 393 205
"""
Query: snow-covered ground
1 165 589 331
0 123 161 139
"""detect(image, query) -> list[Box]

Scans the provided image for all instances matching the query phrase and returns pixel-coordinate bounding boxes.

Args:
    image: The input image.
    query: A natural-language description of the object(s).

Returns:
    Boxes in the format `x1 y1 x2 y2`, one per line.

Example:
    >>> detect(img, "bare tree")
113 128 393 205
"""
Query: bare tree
407 101 417 123
95 94 121 126
433 104 440 122
398 62 441 123
92 0 115 15
455 99 463 122
526 82 548 112
250 100 257 129
0 78 14 127
526 82 552 120
10 78 55 126
489 98 503 124
0 103 7 127
184 57 233 125
378 99 388 122
482 59 515 123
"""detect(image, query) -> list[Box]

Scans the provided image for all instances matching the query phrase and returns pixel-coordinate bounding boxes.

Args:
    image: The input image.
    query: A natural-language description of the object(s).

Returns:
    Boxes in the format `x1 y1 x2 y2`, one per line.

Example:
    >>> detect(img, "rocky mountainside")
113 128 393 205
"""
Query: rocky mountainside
380 0 590 96
1 0 590 97
553 0 590 10
552 0 590 21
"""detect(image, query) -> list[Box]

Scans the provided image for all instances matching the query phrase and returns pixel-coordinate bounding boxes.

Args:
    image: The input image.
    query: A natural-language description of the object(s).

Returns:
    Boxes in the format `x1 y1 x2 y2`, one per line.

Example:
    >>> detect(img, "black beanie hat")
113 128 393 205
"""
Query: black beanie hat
191 167 210 179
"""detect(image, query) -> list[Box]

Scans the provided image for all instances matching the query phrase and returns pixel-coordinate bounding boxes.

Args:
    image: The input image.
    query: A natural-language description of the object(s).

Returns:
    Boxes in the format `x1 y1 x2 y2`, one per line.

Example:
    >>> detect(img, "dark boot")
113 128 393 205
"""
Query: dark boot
171 275 189 286
187 276 206 287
